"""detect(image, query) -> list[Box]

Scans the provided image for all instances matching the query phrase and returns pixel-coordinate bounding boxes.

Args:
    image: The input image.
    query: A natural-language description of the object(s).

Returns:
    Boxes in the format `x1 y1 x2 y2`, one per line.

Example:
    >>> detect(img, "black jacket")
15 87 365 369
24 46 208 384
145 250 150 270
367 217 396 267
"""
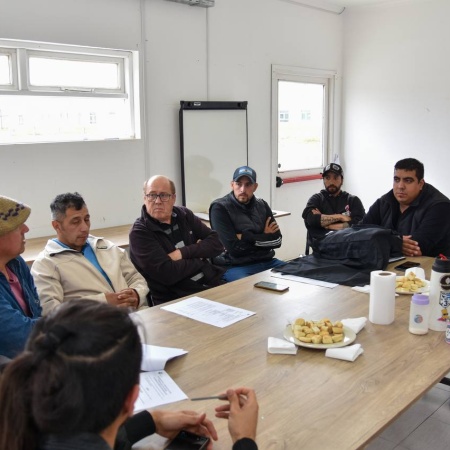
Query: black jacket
302 189 365 241
129 206 225 305
362 183 450 256
209 193 282 266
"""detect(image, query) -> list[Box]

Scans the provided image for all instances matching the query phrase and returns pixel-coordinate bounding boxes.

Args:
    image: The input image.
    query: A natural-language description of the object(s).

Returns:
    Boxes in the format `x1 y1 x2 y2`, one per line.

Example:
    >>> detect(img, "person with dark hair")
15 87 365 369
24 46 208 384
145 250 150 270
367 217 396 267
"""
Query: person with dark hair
362 158 450 256
31 192 149 315
0 300 259 450
0 195 41 359
129 176 225 305
302 163 365 252
209 166 283 282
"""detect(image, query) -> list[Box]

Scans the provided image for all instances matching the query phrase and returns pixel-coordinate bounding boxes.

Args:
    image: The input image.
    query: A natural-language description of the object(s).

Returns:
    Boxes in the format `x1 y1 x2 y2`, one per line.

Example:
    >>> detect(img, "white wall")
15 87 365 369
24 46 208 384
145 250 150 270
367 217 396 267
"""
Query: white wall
0 0 147 237
0 0 343 261
342 0 450 211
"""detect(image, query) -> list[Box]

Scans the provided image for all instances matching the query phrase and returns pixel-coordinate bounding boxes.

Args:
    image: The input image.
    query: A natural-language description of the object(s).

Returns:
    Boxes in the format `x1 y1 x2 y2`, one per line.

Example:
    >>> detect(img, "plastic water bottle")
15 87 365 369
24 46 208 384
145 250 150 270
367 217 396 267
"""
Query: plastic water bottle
428 256 450 332
409 294 429 335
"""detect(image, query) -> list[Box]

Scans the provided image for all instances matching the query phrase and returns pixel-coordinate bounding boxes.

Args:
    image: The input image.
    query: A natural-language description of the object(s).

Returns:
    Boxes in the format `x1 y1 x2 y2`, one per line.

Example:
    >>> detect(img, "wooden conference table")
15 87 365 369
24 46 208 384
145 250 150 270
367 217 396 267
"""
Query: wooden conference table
134 257 450 450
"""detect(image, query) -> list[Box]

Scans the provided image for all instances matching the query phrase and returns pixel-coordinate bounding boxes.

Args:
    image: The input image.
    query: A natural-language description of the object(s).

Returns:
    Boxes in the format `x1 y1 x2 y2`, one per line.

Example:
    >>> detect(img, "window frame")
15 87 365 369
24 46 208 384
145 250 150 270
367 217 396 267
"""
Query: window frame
271 64 336 180
0 48 18 90
0 38 140 143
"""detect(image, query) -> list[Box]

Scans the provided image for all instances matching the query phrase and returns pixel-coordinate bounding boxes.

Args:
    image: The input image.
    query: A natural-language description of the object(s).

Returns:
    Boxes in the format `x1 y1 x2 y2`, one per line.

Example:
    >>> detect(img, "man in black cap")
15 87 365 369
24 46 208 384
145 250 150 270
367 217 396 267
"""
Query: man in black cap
302 163 365 253
209 166 283 282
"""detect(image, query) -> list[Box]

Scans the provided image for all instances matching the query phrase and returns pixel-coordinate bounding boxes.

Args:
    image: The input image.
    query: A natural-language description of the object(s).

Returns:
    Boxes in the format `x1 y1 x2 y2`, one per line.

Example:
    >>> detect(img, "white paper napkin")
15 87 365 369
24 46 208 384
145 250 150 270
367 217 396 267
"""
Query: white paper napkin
341 317 367 334
268 337 297 355
351 285 370 294
325 343 364 362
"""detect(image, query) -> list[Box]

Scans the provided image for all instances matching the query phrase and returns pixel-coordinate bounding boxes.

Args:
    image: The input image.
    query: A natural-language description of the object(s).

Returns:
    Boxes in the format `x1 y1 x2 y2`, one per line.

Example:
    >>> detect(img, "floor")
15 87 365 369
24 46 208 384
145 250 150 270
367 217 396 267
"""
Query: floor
366 376 450 450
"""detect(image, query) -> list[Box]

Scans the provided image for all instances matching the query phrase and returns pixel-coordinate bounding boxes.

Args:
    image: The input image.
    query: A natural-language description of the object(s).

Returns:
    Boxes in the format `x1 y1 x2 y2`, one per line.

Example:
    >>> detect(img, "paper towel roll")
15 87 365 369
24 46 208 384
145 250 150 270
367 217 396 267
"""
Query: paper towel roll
369 270 396 325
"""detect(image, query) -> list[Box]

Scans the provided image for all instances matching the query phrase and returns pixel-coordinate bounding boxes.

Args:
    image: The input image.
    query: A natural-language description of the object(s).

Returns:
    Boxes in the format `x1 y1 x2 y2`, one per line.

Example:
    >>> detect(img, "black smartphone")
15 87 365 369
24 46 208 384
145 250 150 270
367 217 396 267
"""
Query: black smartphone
254 281 289 292
165 430 210 450
394 261 421 271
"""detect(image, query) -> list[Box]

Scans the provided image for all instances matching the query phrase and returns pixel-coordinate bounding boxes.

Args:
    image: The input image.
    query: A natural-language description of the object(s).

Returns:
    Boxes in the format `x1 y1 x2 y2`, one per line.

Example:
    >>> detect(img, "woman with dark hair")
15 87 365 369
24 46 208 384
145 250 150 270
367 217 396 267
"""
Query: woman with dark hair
0 299 259 450
0 300 217 450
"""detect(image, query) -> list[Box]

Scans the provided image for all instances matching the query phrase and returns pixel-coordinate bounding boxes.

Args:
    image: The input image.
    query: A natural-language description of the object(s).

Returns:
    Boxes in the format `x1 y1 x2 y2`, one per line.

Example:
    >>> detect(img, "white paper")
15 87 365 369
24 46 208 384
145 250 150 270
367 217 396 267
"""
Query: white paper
268 337 297 355
341 317 367 334
134 370 188 412
161 296 255 328
325 344 364 362
141 344 188 372
351 285 370 294
270 273 338 289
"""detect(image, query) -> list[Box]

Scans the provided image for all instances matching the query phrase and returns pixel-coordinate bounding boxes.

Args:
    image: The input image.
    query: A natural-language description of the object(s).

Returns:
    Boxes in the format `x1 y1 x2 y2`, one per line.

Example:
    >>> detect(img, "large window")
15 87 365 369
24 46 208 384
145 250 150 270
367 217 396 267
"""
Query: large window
271 65 335 178
0 39 140 144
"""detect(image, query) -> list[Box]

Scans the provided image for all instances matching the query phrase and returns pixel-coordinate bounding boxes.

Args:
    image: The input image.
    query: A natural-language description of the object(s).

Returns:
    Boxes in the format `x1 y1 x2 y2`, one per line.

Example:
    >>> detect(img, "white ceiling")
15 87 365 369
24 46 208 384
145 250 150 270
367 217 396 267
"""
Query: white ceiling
284 0 422 14
326 0 421 8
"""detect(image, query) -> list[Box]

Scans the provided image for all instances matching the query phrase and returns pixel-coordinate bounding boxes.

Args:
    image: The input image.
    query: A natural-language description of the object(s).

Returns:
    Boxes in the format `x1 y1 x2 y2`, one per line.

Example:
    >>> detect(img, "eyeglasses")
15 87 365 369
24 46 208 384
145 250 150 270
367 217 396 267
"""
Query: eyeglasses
145 193 173 202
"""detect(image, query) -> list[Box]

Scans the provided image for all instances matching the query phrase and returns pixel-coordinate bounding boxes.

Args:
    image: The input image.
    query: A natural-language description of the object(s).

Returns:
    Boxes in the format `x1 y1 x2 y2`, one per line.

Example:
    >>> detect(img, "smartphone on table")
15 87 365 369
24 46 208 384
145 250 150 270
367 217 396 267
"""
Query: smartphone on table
165 430 210 450
394 261 421 271
254 281 289 292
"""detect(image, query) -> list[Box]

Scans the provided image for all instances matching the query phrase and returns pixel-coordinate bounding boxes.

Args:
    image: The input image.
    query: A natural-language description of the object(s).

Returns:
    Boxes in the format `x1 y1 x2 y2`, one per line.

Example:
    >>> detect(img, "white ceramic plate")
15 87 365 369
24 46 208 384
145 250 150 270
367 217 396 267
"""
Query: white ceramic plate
395 277 430 295
283 325 356 350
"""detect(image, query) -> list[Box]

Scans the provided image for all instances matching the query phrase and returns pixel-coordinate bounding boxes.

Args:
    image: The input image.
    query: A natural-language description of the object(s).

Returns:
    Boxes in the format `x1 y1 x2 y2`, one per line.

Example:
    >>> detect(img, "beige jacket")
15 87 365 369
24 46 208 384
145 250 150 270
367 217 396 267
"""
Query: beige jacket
31 236 149 316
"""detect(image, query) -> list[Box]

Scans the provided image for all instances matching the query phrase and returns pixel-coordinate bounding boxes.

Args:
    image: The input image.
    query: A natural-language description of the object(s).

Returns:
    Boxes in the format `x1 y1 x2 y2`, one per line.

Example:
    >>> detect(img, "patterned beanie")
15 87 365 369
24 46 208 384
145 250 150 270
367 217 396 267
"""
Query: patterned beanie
0 195 31 236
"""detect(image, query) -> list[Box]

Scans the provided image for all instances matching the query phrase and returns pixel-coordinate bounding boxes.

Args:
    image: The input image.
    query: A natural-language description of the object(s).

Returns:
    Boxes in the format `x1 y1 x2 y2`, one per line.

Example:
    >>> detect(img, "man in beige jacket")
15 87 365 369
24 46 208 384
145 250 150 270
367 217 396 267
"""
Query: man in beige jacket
31 192 148 315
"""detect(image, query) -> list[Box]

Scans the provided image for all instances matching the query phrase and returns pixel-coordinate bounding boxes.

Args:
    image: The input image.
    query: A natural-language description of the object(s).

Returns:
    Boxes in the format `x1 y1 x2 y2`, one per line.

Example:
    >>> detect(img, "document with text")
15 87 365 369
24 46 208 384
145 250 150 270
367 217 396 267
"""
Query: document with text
134 370 188 412
161 296 255 328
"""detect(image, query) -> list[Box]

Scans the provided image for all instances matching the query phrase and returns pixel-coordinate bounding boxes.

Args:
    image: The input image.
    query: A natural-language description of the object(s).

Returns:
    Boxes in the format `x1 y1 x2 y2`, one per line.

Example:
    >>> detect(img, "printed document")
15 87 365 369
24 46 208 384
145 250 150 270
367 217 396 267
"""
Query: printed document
161 296 255 328
134 370 188 412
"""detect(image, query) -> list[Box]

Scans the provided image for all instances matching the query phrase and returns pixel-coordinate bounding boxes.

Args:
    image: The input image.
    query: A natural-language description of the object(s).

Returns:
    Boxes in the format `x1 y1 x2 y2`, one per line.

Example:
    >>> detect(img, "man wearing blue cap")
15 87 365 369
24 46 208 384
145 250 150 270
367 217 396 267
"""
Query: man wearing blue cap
209 166 283 282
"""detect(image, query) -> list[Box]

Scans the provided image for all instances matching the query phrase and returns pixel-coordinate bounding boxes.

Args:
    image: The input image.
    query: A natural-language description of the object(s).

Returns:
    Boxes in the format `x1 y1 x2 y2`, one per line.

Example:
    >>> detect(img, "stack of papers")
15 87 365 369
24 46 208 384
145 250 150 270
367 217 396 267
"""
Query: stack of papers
135 344 188 412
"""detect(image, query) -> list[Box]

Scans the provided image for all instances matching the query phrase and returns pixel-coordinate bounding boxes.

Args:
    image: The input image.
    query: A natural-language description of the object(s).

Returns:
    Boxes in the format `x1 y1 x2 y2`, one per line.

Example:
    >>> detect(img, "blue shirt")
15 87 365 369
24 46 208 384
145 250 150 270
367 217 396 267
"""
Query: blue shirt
53 239 113 289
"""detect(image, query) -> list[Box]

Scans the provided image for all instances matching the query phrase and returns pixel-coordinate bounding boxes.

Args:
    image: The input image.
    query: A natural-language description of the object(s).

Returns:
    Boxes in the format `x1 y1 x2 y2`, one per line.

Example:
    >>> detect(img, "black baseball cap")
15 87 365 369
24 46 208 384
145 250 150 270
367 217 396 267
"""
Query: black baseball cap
322 163 344 178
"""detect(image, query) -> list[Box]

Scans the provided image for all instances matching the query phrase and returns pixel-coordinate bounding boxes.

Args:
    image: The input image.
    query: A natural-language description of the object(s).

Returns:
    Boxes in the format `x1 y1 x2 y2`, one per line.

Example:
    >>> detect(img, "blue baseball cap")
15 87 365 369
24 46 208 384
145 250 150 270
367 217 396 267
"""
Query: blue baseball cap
233 166 257 184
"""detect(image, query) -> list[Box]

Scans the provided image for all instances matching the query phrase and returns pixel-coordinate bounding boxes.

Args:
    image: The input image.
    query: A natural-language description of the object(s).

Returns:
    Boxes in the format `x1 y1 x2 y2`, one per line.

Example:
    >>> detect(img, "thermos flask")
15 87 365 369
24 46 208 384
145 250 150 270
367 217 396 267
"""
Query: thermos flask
428 256 450 332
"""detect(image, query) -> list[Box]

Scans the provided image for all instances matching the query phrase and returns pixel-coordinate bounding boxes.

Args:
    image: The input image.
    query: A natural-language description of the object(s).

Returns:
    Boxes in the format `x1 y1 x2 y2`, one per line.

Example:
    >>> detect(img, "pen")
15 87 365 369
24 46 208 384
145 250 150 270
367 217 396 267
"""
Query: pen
190 395 228 401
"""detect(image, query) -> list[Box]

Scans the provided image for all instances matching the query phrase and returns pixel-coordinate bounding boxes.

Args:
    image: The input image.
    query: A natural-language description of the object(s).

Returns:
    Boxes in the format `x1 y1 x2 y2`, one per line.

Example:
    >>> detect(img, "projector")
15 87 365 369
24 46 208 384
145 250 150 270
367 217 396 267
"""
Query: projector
165 0 215 7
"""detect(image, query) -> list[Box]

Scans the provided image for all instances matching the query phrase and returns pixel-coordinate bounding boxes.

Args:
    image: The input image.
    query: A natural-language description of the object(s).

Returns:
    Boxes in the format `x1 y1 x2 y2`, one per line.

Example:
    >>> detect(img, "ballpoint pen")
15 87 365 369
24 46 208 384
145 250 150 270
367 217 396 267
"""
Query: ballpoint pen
190 395 228 401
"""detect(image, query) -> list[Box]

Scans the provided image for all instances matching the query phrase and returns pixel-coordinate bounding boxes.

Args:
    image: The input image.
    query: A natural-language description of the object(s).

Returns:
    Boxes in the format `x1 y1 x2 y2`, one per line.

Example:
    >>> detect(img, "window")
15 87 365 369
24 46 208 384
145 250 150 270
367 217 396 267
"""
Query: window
0 39 140 144
271 65 335 177
279 111 289 122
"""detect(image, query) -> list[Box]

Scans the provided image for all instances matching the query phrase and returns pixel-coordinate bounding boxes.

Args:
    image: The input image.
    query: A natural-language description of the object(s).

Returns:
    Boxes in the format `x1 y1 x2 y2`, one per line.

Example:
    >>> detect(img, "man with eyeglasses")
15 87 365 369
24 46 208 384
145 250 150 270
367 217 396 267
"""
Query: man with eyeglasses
31 192 149 315
302 163 365 253
209 166 284 282
129 175 225 305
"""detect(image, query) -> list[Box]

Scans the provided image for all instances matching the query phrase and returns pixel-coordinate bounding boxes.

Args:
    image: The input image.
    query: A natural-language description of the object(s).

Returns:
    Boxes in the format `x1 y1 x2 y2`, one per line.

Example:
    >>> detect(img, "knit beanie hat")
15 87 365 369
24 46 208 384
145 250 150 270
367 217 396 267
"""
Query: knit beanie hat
0 195 31 237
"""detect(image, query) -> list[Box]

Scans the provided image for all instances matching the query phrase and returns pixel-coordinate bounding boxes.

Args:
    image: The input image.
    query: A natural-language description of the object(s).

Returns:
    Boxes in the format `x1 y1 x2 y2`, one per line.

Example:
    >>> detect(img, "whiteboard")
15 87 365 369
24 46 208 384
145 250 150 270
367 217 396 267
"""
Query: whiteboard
180 101 248 213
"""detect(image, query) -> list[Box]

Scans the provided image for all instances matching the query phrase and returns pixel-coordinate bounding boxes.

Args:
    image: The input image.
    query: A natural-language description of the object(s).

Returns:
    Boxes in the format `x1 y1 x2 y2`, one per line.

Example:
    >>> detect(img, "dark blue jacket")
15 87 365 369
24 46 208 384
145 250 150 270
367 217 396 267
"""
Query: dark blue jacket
0 256 41 358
